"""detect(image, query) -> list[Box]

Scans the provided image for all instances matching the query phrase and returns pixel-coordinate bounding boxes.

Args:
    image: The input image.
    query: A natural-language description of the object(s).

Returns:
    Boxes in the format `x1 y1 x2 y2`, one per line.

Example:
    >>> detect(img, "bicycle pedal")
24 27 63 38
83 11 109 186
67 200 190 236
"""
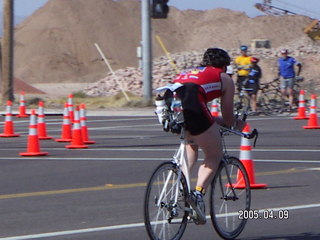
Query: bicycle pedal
187 209 203 225
186 194 206 225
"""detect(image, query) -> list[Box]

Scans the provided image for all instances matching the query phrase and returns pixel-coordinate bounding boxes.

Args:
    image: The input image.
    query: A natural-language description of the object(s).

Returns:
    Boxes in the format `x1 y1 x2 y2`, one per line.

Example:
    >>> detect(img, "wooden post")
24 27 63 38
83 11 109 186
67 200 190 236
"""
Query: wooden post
1 0 15 102
0 40 2 76
94 43 131 102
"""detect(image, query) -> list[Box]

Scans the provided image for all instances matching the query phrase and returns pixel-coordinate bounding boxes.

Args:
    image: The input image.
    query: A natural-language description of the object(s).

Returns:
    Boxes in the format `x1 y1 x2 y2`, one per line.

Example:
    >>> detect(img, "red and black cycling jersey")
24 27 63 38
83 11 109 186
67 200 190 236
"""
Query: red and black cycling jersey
173 66 223 103
172 66 224 135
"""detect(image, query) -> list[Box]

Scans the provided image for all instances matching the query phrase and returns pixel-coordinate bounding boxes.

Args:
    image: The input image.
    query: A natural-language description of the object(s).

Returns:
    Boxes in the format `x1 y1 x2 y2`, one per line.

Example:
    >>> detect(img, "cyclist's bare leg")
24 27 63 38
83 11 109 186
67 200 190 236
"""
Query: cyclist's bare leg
189 122 222 190
185 143 198 174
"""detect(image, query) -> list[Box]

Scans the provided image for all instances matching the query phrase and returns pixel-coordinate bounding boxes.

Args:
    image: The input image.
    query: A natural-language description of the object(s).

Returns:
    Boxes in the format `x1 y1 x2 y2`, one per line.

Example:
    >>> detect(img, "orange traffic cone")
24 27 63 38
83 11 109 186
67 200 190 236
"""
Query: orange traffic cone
211 99 219 117
37 101 53 140
55 103 72 142
65 106 88 149
303 94 320 129
16 91 29 118
67 94 74 123
235 123 267 189
80 103 96 144
20 109 48 156
0 101 20 137
293 90 309 120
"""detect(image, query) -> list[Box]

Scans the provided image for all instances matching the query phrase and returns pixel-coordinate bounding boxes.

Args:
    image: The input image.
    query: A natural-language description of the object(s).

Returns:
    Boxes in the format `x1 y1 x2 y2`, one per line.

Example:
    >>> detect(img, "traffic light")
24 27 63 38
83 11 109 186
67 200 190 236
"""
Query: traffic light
151 0 169 19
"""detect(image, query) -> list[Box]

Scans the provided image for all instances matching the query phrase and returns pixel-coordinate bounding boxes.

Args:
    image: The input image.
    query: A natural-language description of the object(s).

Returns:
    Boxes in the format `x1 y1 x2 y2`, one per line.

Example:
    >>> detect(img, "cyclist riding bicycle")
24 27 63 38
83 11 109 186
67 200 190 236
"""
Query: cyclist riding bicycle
157 48 246 224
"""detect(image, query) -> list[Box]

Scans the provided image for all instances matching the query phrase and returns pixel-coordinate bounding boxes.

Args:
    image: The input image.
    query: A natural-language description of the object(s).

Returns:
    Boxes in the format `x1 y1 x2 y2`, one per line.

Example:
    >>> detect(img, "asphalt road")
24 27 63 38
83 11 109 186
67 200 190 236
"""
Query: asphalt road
0 112 319 240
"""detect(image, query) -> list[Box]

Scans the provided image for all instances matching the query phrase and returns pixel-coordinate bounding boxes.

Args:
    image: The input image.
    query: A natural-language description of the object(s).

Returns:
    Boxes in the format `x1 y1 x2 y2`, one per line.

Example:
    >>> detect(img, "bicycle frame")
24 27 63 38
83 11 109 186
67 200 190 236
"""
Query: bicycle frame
156 132 191 209
173 138 192 191
156 124 257 209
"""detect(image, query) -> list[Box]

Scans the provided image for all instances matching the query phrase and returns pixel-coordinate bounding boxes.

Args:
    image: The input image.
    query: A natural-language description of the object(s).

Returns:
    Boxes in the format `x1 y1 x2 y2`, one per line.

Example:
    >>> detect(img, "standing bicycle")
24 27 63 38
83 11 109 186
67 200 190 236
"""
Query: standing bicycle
144 90 258 239
234 82 252 113
257 76 304 116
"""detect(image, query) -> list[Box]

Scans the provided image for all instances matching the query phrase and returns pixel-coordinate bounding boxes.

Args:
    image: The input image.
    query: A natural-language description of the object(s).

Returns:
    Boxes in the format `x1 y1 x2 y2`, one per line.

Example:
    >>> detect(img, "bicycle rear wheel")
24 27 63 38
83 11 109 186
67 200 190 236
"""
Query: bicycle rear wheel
144 161 189 240
210 157 251 240
258 90 282 115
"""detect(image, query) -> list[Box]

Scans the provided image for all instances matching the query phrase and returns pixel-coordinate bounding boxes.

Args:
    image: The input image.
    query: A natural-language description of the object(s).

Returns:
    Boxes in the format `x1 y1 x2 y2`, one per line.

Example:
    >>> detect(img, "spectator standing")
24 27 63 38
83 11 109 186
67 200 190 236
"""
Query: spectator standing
235 45 251 92
245 57 262 115
278 49 302 109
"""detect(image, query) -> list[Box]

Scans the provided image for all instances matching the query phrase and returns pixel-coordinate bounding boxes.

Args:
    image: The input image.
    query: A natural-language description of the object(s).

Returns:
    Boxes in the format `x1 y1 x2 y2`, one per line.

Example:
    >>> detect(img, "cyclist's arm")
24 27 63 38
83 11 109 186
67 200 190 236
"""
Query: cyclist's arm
214 72 246 131
215 72 235 127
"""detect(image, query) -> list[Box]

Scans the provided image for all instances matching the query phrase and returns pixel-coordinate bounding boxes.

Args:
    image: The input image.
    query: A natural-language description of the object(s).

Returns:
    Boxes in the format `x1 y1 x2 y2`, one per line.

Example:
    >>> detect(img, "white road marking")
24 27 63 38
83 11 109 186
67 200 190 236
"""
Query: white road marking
0 203 319 240
0 157 319 164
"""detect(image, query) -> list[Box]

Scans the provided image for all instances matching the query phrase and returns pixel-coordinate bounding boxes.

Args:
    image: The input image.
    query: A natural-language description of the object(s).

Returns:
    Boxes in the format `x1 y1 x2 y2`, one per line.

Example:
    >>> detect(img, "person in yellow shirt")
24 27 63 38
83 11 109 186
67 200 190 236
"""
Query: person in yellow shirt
235 45 251 92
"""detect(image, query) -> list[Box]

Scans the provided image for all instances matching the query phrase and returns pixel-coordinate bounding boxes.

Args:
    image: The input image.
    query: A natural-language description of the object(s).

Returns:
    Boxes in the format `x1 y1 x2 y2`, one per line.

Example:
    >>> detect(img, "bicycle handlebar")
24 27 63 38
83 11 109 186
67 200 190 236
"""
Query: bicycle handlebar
220 126 259 147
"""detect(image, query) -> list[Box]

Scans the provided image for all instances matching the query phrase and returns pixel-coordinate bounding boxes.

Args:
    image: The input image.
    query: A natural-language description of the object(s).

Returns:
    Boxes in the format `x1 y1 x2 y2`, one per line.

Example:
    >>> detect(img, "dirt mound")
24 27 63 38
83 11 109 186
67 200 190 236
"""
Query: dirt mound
84 44 320 97
13 0 318 90
14 78 45 94
0 77 45 95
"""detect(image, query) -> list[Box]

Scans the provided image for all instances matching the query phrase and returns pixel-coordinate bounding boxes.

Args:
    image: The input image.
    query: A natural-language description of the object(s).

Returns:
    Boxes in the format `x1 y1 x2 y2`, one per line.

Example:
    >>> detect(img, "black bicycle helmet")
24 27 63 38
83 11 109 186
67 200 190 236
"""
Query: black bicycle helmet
201 48 231 68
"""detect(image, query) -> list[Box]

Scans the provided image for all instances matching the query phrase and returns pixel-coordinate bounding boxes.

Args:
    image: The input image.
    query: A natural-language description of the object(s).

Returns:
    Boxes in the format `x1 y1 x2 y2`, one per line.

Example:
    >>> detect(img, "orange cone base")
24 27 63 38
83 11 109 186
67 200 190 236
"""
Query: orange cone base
16 114 29 118
303 125 320 129
20 152 48 156
294 116 309 120
84 140 96 144
234 183 268 189
55 138 71 142
0 133 20 137
65 144 88 149
39 136 53 140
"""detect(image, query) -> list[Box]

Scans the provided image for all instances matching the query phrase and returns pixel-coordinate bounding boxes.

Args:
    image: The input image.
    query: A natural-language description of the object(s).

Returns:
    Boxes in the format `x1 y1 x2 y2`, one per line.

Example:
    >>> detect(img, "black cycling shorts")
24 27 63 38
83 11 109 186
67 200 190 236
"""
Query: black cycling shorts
245 81 259 95
176 83 214 136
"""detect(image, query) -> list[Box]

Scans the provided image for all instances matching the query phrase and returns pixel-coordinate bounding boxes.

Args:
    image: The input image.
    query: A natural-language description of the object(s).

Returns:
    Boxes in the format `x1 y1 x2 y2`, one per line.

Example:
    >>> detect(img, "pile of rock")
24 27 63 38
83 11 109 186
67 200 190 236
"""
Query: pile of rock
84 42 320 97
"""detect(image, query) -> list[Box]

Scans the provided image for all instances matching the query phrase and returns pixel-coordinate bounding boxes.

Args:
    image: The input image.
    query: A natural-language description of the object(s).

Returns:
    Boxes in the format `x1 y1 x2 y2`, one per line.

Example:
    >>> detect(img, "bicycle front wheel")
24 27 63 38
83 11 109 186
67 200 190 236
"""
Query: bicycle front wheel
144 161 189 240
210 157 251 240
234 94 251 113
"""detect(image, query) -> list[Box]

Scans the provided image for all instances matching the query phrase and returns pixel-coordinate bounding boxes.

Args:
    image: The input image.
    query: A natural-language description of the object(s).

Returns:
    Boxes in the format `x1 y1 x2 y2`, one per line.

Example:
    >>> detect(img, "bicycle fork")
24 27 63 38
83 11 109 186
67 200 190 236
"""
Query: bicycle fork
219 158 239 201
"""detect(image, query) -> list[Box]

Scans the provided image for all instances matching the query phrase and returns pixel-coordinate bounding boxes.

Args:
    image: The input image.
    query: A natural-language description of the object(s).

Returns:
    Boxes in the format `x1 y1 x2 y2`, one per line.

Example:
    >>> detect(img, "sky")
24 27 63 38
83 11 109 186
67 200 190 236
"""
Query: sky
1 0 320 19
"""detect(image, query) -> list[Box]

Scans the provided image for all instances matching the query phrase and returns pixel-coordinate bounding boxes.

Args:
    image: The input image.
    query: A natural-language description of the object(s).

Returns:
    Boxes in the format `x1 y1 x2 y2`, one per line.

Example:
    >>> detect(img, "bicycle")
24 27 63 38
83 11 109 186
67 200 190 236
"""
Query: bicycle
257 77 303 116
234 84 252 113
234 77 260 115
144 104 258 240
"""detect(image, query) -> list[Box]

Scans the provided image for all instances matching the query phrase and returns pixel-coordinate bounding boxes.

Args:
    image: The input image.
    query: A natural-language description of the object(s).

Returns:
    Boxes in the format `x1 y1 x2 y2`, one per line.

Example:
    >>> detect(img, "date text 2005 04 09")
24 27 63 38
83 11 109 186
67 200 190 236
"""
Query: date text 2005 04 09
238 209 289 220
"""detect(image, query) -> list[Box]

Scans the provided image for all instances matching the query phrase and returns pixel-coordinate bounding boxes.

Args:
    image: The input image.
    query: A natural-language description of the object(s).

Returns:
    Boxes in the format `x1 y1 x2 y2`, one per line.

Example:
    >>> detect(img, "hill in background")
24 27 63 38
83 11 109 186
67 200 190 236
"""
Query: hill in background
0 11 26 36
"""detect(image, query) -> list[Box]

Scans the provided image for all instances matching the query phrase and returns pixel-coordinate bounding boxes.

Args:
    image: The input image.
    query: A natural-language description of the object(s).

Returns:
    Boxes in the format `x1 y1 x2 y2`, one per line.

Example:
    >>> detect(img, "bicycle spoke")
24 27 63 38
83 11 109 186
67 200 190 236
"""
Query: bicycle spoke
210 157 251 240
144 162 188 240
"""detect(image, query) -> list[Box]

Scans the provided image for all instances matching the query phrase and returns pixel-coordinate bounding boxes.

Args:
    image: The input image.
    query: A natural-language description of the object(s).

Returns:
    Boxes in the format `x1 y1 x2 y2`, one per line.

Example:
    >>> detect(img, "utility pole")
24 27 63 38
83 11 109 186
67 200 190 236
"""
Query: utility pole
0 40 2 77
1 0 15 102
141 0 152 103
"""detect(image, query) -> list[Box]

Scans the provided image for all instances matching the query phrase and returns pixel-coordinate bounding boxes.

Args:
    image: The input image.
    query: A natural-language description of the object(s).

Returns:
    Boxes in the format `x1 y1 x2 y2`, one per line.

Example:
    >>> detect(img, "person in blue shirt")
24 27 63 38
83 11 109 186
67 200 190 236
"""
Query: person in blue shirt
278 49 302 108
